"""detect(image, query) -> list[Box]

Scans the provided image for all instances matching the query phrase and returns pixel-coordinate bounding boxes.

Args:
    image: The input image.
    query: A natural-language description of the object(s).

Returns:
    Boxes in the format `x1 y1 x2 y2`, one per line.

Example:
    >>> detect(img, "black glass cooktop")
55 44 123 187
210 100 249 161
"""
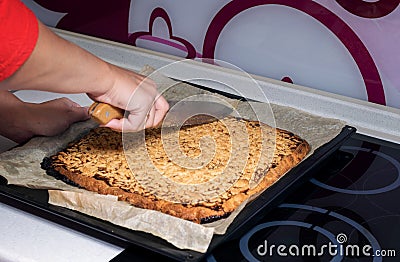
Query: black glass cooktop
112 133 400 261
204 133 400 261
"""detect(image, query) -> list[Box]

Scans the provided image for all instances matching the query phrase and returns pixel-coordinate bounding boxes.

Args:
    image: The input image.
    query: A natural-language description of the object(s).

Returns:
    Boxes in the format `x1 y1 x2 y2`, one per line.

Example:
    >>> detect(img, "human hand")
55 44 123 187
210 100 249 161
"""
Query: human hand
88 66 169 132
27 97 90 136
7 97 89 144
0 20 168 132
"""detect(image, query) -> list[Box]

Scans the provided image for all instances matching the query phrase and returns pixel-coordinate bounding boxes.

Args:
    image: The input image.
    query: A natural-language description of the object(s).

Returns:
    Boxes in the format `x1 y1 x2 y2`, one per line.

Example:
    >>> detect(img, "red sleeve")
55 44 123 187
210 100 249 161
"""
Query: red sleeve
0 0 39 81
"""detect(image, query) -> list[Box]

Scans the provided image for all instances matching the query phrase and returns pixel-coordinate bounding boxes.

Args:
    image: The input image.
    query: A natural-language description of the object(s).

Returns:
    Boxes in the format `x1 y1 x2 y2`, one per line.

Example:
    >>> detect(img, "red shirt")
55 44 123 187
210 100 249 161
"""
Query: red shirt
0 0 39 81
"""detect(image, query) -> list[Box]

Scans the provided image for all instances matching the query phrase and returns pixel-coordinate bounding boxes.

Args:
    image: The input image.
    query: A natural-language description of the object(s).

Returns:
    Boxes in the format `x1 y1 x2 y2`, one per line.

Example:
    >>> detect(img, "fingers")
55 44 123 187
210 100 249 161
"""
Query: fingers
67 103 90 123
109 79 168 132
23 97 90 139
68 105 90 122
105 105 155 132
104 105 151 132
55 97 90 123
153 95 170 127
89 66 169 132
104 96 169 132
104 118 124 132
145 105 156 129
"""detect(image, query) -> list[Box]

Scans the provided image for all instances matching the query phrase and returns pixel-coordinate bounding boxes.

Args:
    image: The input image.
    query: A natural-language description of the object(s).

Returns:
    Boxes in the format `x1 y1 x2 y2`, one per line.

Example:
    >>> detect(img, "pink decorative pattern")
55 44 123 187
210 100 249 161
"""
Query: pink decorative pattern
128 8 197 59
202 0 386 105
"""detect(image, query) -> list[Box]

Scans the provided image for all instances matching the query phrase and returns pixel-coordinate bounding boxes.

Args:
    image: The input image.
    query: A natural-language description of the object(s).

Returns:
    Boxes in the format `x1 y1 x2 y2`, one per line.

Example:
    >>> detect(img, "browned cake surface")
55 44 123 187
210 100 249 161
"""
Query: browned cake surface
46 118 310 223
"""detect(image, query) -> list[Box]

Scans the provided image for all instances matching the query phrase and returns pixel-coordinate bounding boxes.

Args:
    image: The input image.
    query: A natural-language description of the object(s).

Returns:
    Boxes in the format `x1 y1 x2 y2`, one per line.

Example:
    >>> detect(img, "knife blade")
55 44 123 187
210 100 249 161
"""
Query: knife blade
89 100 233 127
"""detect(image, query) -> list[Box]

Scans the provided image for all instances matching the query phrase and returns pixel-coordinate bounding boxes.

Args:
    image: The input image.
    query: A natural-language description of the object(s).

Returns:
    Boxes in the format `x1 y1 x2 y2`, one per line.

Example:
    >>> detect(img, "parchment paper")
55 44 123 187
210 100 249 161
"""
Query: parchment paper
0 66 346 253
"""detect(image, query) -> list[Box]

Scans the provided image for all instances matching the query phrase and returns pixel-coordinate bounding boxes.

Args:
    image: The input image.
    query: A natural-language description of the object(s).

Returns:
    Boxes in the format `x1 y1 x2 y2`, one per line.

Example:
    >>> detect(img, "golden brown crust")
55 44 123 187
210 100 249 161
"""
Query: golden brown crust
46 118 310 224
247 136 310 196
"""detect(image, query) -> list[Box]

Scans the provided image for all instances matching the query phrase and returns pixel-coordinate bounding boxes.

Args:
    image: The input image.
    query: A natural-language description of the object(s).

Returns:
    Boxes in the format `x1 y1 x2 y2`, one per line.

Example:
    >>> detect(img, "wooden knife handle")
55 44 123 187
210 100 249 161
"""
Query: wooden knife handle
89 102 124 125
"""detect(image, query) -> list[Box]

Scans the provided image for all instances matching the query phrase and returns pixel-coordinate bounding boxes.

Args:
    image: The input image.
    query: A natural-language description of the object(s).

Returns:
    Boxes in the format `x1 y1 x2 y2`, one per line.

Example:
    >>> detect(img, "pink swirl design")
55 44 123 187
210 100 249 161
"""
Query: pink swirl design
336 0 399 18
137 35 203 58
129 8 198 59
203 0 386 105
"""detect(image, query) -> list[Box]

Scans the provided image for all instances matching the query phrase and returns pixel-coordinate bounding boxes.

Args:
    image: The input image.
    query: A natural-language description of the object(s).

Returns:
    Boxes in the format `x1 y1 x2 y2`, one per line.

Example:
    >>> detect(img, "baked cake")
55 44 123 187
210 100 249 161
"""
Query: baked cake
42 118 310 224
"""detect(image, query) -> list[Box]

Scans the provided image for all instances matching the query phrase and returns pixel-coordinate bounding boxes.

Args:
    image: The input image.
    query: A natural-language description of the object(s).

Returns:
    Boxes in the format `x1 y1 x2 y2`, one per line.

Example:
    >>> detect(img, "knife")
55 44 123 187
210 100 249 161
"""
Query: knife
89 100 233 127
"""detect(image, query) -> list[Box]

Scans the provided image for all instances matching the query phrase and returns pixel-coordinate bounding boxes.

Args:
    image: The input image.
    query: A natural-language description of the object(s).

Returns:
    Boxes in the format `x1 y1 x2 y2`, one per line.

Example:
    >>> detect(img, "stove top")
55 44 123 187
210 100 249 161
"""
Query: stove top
2 128 396 261
203 133 400 261
109 133 399 261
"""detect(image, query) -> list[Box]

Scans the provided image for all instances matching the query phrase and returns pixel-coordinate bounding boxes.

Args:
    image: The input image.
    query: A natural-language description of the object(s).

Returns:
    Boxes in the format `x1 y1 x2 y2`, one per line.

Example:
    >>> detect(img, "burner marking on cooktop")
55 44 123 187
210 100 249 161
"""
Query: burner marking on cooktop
280 203 382 261
205 254 218 262
239 220 342 262
310 146 400 195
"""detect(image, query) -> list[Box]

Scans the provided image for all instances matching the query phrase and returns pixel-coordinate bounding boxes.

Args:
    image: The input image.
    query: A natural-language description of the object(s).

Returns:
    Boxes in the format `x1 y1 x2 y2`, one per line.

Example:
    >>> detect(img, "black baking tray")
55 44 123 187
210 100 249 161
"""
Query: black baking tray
0 125 356 261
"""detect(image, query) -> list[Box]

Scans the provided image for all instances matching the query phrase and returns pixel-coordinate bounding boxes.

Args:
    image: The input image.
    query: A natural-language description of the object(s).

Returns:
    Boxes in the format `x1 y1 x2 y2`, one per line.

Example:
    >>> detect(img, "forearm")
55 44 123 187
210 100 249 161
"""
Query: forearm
0 90 89 143
0 16 169 132
0 21 113 97
0 91 32 143
0 90 24 109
